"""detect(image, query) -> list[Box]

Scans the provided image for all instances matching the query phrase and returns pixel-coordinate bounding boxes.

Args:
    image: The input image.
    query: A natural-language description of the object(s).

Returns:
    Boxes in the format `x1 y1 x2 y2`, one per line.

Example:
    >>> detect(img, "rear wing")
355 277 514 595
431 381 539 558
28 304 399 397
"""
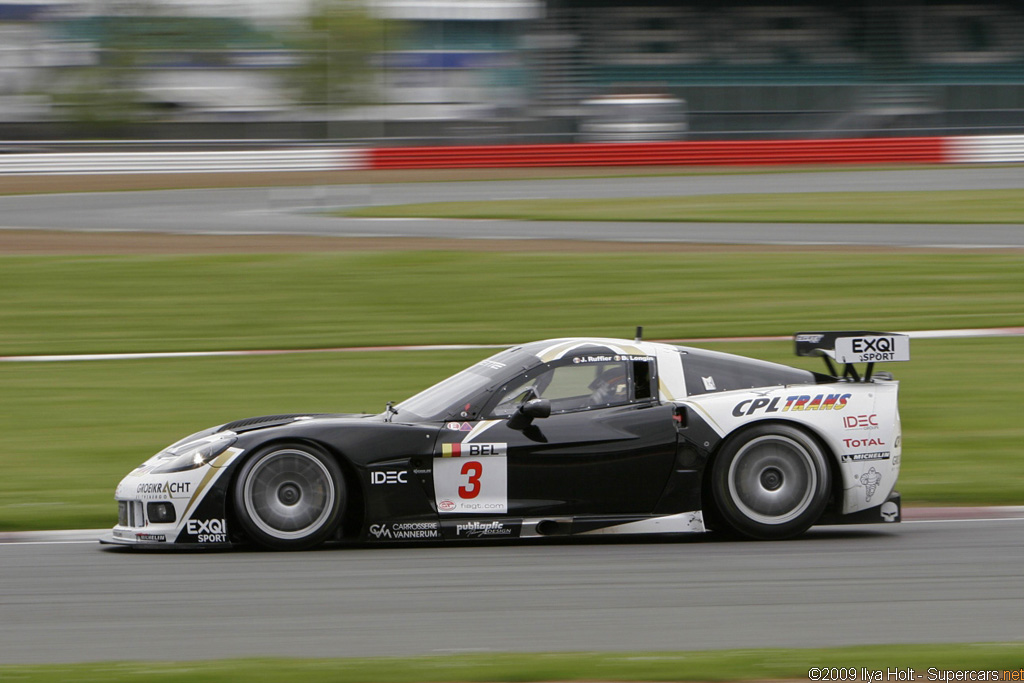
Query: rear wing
795 331 909 381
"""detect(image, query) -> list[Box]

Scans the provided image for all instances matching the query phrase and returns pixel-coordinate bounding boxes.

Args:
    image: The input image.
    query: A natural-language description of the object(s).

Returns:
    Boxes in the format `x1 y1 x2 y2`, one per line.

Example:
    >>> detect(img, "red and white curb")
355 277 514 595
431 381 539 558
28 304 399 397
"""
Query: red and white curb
1 135 1022 175
0 148 367 175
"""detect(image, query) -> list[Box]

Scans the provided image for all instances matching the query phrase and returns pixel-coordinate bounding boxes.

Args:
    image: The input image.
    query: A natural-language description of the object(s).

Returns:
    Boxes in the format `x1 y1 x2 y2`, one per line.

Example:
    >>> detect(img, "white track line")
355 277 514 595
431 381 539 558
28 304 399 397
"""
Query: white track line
903 517 1024 524
1 328 1022 363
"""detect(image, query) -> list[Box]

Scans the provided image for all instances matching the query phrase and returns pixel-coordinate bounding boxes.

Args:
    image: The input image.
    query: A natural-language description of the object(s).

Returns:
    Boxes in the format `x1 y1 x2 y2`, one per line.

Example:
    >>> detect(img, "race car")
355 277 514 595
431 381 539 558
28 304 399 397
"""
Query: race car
105 330 908 550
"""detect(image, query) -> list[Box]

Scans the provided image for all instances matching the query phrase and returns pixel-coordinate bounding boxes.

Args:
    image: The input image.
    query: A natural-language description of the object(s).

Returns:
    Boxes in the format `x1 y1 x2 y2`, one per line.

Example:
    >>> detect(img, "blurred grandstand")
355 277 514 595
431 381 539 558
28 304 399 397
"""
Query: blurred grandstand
1 0 1023 143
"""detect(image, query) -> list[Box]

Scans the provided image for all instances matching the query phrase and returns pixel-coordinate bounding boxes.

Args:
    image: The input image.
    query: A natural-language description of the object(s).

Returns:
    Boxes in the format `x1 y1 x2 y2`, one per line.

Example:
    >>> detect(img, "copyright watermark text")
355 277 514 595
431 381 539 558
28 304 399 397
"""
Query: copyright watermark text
808 669 1024 682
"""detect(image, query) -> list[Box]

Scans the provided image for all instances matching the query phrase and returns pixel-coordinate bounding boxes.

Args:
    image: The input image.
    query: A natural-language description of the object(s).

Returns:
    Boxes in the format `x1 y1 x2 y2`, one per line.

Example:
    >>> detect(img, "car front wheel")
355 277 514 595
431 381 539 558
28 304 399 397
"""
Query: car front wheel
233 442 345 550
711 424 831 540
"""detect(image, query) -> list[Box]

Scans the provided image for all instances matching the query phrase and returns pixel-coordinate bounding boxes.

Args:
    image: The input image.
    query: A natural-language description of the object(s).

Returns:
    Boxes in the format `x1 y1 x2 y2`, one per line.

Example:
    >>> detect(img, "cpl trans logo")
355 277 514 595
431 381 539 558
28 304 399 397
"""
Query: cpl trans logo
370 470 409 485
733 393 852 417
186 518 228 543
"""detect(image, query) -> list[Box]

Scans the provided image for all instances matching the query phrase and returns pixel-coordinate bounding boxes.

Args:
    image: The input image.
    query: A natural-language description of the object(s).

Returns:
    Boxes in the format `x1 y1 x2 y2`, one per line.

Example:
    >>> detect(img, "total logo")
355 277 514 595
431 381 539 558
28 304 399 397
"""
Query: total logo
843 414 879 429
732 393 851 417
186 518 228 543
843 437 886 448
371 471 409 485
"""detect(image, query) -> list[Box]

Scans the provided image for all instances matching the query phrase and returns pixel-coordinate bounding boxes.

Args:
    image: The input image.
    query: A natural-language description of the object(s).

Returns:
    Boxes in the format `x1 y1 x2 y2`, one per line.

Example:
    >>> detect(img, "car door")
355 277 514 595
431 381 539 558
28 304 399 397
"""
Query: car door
432 355 678 518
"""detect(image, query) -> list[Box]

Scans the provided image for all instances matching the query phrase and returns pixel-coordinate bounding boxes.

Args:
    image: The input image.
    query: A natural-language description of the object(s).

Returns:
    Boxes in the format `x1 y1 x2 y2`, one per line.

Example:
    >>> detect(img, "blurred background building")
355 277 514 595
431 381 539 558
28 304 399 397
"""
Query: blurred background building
1 0 1022 143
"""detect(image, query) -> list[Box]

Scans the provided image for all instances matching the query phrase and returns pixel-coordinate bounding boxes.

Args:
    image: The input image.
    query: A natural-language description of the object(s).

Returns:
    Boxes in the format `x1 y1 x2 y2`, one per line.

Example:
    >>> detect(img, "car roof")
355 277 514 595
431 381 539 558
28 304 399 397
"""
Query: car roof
512 337 675 363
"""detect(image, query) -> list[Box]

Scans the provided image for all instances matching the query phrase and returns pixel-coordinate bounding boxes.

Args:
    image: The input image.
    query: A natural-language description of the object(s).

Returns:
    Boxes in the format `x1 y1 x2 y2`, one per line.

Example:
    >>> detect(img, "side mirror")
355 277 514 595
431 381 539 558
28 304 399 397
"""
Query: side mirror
507 398 551 431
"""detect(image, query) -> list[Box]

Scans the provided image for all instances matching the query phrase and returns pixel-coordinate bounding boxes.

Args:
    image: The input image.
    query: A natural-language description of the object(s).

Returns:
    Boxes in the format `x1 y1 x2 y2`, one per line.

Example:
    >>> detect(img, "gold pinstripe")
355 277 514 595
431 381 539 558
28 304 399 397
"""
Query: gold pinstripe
179 447 243 521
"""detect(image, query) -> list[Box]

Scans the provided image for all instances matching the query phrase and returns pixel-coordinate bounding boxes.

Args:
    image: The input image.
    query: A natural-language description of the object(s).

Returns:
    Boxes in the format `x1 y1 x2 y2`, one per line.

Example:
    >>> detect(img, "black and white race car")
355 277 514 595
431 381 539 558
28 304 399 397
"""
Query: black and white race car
106 331 907 550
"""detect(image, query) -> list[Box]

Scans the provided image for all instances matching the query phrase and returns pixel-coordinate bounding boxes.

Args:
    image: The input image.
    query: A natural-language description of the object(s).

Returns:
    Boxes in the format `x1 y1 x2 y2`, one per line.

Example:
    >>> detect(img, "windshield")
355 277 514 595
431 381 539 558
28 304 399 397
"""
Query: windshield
395 346 536 422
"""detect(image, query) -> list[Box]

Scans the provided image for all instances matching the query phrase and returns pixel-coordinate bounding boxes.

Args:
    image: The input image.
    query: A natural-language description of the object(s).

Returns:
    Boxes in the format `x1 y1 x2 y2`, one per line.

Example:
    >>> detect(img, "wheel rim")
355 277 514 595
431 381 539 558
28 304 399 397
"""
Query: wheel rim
727 434 819 525
242 449 335 540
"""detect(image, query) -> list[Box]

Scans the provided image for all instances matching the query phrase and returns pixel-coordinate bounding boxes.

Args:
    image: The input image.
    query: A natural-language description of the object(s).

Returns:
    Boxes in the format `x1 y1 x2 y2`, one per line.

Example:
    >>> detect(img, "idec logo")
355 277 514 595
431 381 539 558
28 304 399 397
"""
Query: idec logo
843 414 879 429
370 471 409 485
732 393 851 417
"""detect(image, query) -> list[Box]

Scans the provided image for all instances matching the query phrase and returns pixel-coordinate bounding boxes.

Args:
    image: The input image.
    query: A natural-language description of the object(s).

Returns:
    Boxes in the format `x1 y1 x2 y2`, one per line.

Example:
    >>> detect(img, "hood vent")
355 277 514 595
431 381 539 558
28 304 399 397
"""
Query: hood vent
218 414 323 433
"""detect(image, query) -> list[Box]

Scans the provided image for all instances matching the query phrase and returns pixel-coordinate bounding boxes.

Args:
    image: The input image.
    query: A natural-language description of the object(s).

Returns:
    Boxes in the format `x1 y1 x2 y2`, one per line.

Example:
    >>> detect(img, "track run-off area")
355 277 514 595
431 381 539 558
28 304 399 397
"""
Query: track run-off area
2 167 1024 248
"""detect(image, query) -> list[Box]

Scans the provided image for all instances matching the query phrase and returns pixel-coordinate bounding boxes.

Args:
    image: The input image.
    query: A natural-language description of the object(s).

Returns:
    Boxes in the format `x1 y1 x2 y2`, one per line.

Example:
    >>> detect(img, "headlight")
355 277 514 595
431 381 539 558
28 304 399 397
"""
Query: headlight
147 501 177 523
150 433 237 474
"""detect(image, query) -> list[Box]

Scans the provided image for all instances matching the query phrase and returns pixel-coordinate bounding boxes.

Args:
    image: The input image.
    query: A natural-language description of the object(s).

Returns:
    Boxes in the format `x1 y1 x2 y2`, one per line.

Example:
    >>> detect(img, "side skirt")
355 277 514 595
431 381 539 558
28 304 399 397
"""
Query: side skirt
524 511 706 538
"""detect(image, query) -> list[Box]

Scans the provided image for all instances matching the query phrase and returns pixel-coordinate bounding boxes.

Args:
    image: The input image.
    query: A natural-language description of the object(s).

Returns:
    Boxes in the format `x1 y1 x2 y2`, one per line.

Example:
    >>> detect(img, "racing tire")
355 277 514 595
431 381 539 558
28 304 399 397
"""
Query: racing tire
233 442 345 550
711 424 831 540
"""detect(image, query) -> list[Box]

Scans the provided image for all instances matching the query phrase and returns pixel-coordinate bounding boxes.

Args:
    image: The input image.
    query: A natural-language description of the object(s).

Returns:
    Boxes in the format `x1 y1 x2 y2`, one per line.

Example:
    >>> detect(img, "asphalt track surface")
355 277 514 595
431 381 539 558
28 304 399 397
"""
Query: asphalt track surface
2 516 1024 664
2 167 1024 247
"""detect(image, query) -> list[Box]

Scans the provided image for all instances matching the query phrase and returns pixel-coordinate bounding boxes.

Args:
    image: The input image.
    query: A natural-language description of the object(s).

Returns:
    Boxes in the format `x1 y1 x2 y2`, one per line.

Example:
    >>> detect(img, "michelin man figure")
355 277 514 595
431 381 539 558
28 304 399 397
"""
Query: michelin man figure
860 467 882 502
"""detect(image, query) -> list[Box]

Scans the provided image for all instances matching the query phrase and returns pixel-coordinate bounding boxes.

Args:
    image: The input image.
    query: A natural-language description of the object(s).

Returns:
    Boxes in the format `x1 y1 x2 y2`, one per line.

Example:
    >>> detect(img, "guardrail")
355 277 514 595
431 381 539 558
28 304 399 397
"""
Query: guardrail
1 136 1022 175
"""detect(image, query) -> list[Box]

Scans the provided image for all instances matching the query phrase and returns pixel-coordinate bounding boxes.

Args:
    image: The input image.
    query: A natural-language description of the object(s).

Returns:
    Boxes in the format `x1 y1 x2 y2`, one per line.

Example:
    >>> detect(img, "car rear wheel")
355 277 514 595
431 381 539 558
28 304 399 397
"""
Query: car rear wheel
233 442 345 550
711 424 830 540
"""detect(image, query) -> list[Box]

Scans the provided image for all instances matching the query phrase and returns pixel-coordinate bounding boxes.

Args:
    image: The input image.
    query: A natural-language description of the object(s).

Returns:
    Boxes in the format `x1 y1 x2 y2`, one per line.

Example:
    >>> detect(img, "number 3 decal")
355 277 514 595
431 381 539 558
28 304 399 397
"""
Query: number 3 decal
459 461 483 499
433 450 508 515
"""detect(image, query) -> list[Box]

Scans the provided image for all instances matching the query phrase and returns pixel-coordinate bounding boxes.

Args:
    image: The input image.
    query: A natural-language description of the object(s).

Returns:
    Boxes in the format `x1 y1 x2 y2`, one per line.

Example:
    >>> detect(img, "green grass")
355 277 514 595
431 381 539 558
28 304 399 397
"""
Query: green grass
1 336 1022 531
342 189 1024 223
2 251 1022 356
0 350 474 531
3 644 1024 682
2 248 1023 530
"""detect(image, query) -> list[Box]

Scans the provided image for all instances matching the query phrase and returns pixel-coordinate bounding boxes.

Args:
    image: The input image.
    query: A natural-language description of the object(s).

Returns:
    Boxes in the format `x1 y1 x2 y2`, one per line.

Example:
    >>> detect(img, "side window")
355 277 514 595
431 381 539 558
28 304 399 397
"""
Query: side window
488 359 635 417
633 359 654 400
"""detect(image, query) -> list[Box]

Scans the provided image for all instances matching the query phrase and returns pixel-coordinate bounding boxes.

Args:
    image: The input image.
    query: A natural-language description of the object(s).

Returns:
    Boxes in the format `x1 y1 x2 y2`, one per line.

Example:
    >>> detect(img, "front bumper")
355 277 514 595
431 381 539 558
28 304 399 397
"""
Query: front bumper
109 447 243 547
